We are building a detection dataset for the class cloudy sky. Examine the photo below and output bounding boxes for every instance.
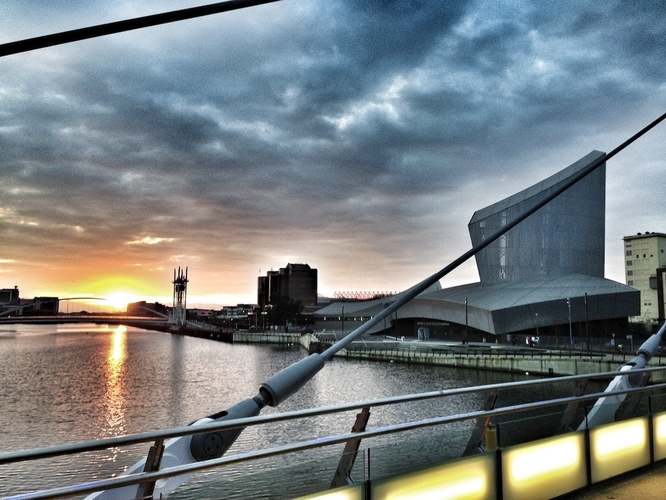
[1,0,665,309]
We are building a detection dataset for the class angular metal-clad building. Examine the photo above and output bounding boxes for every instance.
[314,152,639,339]
[469,151,606,285]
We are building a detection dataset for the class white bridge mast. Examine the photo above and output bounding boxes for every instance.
[171,267,188,326]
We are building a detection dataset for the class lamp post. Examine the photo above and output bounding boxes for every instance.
[464,297,468,345]
[567,298,573,346]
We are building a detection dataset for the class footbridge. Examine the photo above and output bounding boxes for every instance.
[0,314,169,325]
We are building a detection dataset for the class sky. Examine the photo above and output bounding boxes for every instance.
[1,0,666,309]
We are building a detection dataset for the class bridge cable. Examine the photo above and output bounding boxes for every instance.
[0,0,282,58]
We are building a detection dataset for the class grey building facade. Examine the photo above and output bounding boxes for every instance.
[469,151,606,285]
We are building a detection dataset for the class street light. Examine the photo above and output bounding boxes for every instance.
[567,298,573,346]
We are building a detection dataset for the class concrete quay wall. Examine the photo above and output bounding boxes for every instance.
[233,331,302,345]
[232,333,666,382]
[333,343,666,383]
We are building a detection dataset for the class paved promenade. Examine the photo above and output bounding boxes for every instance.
[560,461,666,499]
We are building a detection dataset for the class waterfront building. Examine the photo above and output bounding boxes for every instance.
[0,287,59,316]
[623,232,666,329]
[0,286,20,306]
[314,151,639,342]
[257,263,318,308]
[127,301,169,316]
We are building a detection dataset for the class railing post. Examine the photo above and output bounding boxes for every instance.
[463,391,500,455]
[330,407,371,488]
[556,378,588,434]
[135,438,165,499]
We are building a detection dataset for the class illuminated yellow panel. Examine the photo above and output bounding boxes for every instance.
[502,433,587,500]
[293,484,363,500]
[653,412,666,461]
[372,454,496,500]
[590,417,650,483]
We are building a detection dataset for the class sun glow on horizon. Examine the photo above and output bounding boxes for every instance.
[104,292,142,311]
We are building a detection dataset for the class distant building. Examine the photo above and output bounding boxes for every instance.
[29,297,59,314]
[217,304,254,319]
[258,263,318,308]
[0,288,59,316]
[127,301,169,317]
[623,232,666,328]
[0,286,20,306]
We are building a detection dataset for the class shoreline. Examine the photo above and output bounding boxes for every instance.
[196,330,666,381]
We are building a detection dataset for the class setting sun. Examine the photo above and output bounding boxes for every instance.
[105,293,140,311]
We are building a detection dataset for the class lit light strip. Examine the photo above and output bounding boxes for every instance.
[653,412,666,460]
[384,475,487,500]
[294,485,362,500]
[502,433,587,500]
[590,417,651,483]
[508,438,580,482]
[593,420,646,457]
[655,413,666,440]
[371,455,494,500]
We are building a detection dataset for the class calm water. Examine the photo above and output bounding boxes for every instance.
[0,323,578,499]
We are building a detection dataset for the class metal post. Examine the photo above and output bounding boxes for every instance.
[135,438,165,499]
[567,298,573,346]
[463,391,499,455]
[464,297,468,345]
[585,293,589,352]
[657,268,666,324]
[330,407,371,488]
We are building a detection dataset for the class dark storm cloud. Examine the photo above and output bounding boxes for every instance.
[1,0,666,300]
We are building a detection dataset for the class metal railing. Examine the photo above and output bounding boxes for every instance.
[3,366,666,500]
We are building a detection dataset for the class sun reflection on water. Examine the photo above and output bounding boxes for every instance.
[105,325,127,443]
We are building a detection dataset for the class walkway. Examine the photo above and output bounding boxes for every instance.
[560,460,666,499]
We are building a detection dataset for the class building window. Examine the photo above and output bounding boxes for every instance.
[628,280,634,286]
[627,260,633,266]
[627,271,633,276]
[626,250,633,256]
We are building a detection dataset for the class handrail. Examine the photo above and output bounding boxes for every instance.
[3,366,666,499]
[2,365,663,466]
[2,365,664,466]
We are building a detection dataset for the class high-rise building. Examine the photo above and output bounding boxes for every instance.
[623,232,666,327]
[258,263,317,308]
